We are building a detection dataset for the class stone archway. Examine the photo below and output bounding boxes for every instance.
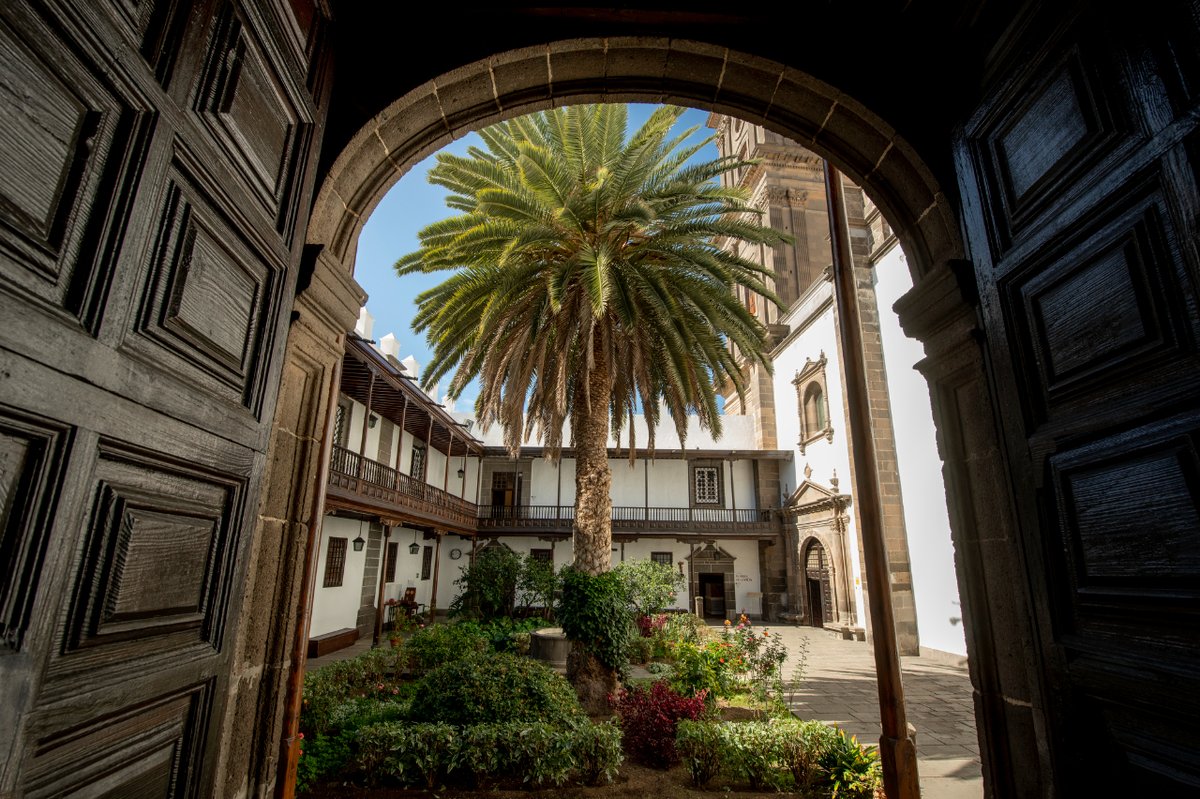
[291,38,990,797]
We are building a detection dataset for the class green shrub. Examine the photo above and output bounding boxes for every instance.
[296,731,353,793]
[409,651,584,726]
[353,722,460,788]
[675,720,726,787]
[301,645,408,736]
[723,721,788,791]
[670,640,736,703]
[662,612,704,646]
[359,720,620,789]
[627,634,654,664]
[478,616,549,653]
[774,717,838,790]
[646,661,673,678]
[450,546,522,620]
[557,567,633,670]
[612,558,684,617]
[569,719,624,785]
[517,553,560,618]
[405,621,488,674]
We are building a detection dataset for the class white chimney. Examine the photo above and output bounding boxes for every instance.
[378,332,399,359]
[355,307,374,340]
[401,355,420,378]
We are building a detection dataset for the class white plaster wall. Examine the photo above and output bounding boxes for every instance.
[721,538,764,617]
[477,411,759,451]
[309,516,369,636]
[771,293,866,623]
[609,460,646,508]
[644,459,690,506]
[528,459,564,506]
[874,247,966,656]
[730,460,757,510]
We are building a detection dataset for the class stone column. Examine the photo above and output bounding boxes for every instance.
[895,260,1054,798]
[214,249,363,799]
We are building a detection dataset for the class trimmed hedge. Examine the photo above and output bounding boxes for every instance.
[408,651,584,726]
[675,718,881,796]
[354,720,622,788]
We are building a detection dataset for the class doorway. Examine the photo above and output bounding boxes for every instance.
[698,573,726,618]
[804,541,833,629]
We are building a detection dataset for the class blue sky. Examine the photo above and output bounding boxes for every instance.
[353,104,719,412]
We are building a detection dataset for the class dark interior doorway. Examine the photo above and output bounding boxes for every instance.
[698,573,726,618]
[805,541,832,629]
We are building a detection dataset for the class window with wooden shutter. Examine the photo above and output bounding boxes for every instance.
[385,541,398,583]
[323,537,347,587]
[420,545,433,580]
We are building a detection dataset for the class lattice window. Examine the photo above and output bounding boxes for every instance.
[693,466,720,504]
[529,548,553,563]
[333,400,350,447]
[385,541,398,584]
[651,551,673,567]
[410,443,426,481]
[323,537,347,587]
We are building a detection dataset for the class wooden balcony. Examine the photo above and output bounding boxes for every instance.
[327,445,477,533]
[476,504,780,537]
[327,446,781,539]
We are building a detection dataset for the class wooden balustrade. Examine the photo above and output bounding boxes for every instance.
[330,446,779,536]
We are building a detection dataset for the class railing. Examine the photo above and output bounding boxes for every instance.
[328,445,477,528]
[477,504,778,534]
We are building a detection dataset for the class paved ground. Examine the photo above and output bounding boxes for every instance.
[763,624,982,799]
[306,623,982,798]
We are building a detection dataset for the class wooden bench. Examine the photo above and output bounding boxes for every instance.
[307,627,358,658]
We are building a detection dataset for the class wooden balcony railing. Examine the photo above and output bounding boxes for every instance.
[328,445,477,529]
[476,504,779,535]
[329,446,779,536]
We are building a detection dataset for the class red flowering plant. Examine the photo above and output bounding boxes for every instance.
[720,618,790,716]
[610,681,708,768]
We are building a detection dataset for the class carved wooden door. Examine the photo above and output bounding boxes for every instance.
[957,7,1200,791]
[0,0,327,794]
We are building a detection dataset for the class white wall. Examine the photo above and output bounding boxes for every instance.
[309,516,369,636]
[771,290,866,623]
[874,247,966,656]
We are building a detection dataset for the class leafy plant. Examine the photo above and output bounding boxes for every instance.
[610,680,707,768]
[774,717,838,792]
[613,559,685,617]
[295,730,352,792]
[405,621,488,674]
[819,728,883,798]
[675,720,726,787]
[723,721,788,791]
[517,554,559,618]
[353,722,460,788]
[670,640,737,703]
[408,651,584,726]
[569,719,624,785]
[449,546,522,620]
[300,645,408,736]
[557,567,633,670]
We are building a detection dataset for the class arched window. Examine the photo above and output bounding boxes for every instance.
[792,352,833,454]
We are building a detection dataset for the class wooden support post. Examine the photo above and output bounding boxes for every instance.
[824,162,920,799]
[393,396,408,473]
[357,372,375,481]
[443,428,453,492]
[429,532,443,617]
[373,523,391,646]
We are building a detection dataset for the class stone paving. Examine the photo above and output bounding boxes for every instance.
[306,622,983,798]
[761,624,982,799]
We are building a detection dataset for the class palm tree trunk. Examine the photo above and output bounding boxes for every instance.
[571,357,612,576]
[567,357,617,711]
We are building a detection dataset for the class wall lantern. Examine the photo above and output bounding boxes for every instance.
[352,521,366,552]
[457,467,466,479]
[367,414,379,429]
[409,531,420,555]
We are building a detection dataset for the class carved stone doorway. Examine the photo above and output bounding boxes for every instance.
[804,540,834,629]
[687,543,736,622]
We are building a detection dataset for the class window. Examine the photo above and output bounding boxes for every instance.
[323,537,347,587]
[529,548,553,563]
[333,399,351,447]
[792,352,834,455]
[651,551,673,567]
[410,443,426,481]
[692,465,721,504]
[420,545,433,580]
[385,541,398,584]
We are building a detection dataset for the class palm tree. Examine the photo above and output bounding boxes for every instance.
[396,104,785,699]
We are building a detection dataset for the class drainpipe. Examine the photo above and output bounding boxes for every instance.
[278,353,342,799]
[825,162,920,799]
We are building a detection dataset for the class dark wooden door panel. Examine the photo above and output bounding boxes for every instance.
[0,0,328,794]
[959,6,1200,790]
